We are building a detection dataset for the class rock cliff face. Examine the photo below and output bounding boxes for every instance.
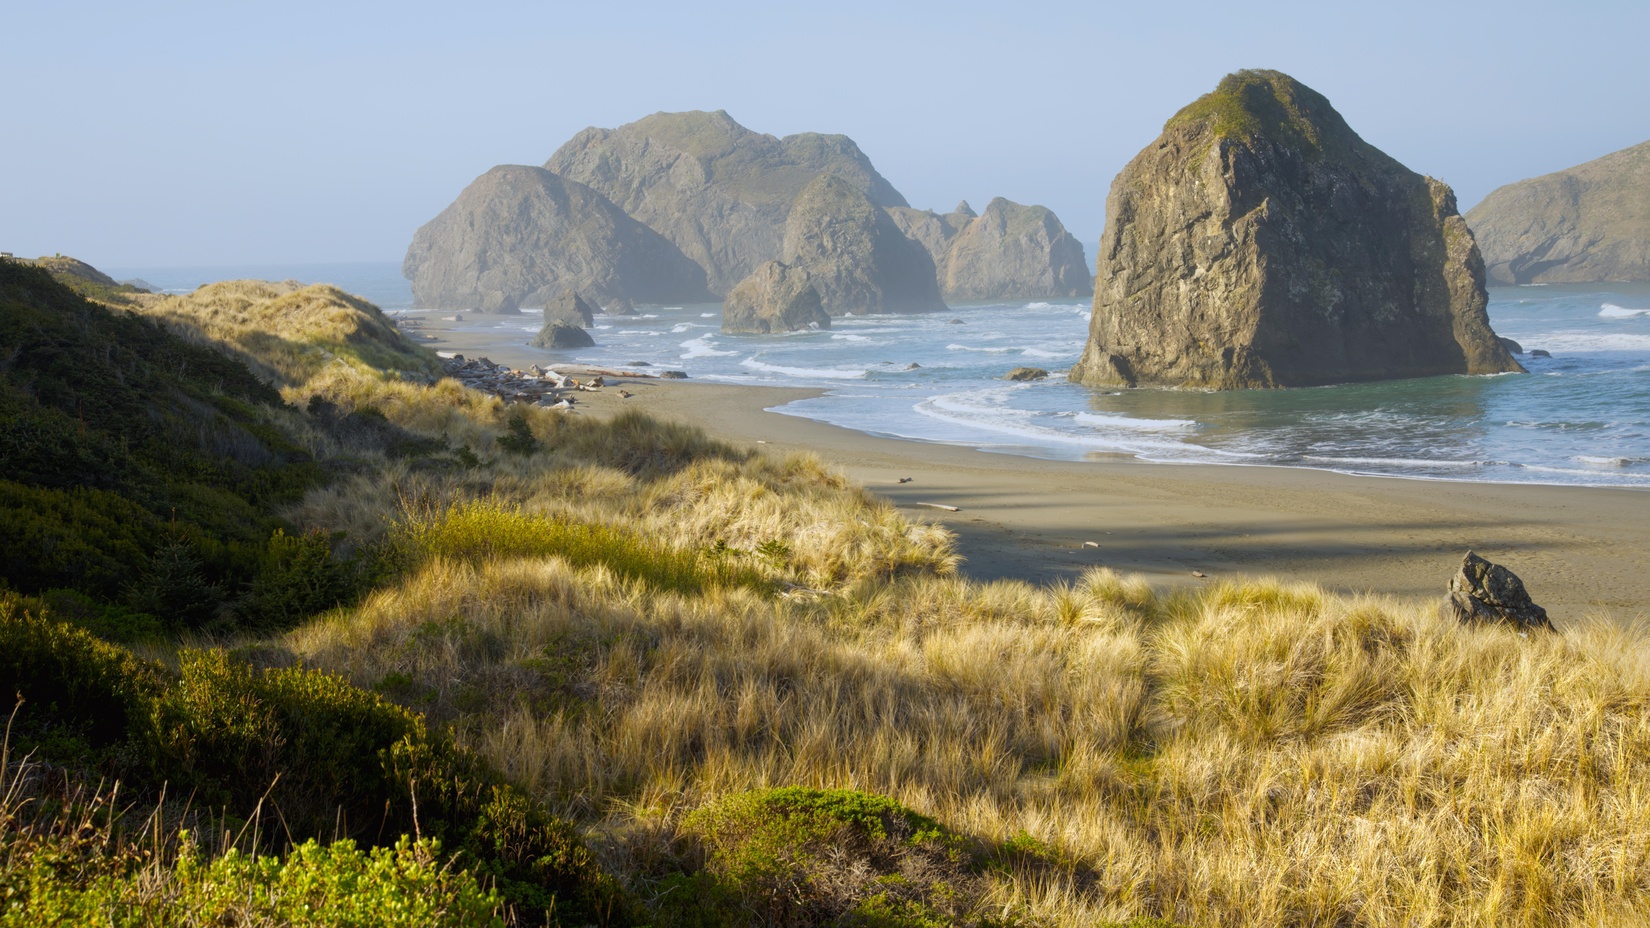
[720,261,830,333]
[778,175,947,316]
[1465,140,1650,284]
[890,199,1092,300]
[545,110,909,295]
[1070,70,1522,390]
[403,165,711,312]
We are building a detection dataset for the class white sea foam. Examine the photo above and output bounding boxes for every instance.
[1074,412,1196,432]
[1600,303,1650,317]
[679,335,738,359]
[831,334,869,341]
[1576,455,1650,466]
[672,323,710,333]
[739,358,866,379]
[946,344,1017,353]
[700,312,717,318]
[913,393,1202,454]
[1021,348,1074,359]
[592,325,614,330]
[618,330,662,335]
[1022,301,1053,310]
[1302,455,1490,468]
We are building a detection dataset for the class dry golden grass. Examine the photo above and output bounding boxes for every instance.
[144,286,1650,925]
[283,366,957,586]
[131,279,442,387]
[272,554,1650,927]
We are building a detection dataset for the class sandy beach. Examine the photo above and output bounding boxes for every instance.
[404,313,1650,626]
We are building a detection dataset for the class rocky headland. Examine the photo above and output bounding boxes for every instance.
[1465,140,1650,284]
[1070,69,1523,390]
[770,174,947,317]
[402,165,711,312]
[890,197,1092,301]
[720,260,830,333]
[545,110,909,295]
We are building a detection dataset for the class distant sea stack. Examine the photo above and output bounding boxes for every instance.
[1465,140,1650,284]
[1071,70,1523,390]
[544,288,596,327]
[773,174,947,316]
[890,197,1092,300]
[720,261,830,333]
[546,110,909,295]
[403,165,711,312]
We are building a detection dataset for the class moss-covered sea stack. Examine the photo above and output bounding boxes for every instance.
[1071,69,1523,389]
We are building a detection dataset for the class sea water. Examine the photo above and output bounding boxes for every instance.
[108,262,1650,489]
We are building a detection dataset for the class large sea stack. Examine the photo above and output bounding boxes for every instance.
[1465,140,1650,285]
[774,174,947,316]
[1070,70,1523,389]
[403,165,711,312]
[720,261,830,333]
[546,110,909,295]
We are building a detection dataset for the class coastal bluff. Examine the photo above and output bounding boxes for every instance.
[402,165,711,312]
[545,110,908,295]
[1465,139,1650,285]
[1071,70,1523,390]
[889,198,1093,300]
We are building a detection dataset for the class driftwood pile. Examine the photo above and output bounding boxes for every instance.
[440,355,667,408]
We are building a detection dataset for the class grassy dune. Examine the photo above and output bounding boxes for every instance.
[277,551,1650,926]
[131,279,444,387]
[8,267,1650,926]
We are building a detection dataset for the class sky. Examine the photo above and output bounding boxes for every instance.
[3,0,1646,269]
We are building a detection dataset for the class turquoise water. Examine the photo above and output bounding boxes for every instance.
[109,262,1650,489]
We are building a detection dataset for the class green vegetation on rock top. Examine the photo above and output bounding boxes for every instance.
[1164,68,1358,160]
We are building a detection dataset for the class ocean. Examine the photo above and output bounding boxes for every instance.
[107,262,1650,489]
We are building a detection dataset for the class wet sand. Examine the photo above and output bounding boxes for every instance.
[403,313,1650,626]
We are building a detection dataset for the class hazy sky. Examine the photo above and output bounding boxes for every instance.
[4,0,1646,268]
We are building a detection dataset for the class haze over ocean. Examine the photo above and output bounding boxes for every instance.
[6,0,1648,267]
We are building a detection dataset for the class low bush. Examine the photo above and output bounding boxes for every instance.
[671,788,985,928]
[0,600,631,925]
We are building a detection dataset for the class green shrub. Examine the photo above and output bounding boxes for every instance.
[8,834,505,927]
[0,604,629,925]
[0,480,156,598]
[236,528,376,631]
[495,413,541,456]
[677,788,980,928]
[35,589,168,644]
[0,596,167,753]
[143,650,631,925]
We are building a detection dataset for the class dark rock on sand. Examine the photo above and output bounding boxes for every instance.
[1070,70,1524,390]
[531,320,596,350]
[403,164,712,312]
[720,260,830,333]
[1440,551,1554,632]
[659,370,689,379]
